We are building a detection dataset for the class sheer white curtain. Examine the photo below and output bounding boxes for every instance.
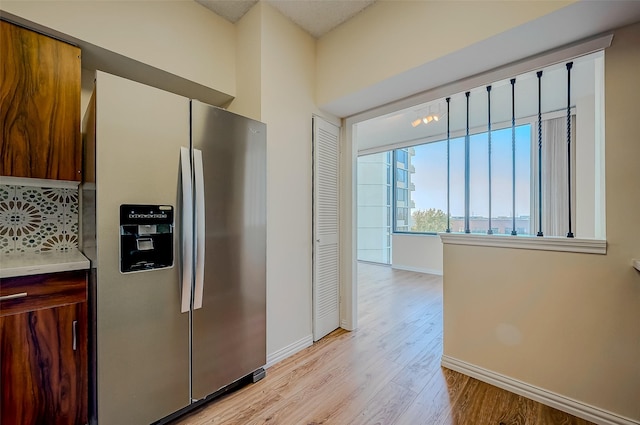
[533,116,576,237]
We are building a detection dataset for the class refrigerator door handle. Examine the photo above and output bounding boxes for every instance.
[193,148,205,310]
[180,147,194,313]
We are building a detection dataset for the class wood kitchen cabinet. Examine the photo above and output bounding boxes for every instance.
[0,20,82,181]
[0,270,88,425]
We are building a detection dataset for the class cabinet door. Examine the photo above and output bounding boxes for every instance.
[0,20,82,181]
[0,302,87,425]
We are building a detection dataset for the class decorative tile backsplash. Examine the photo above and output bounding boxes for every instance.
[0,185,79,254]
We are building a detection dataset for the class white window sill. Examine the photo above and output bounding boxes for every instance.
[439,232,607,255]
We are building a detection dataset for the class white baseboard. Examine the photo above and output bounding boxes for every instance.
[391,264,443,276]
[441,355,639,425]
[266,334,313,369]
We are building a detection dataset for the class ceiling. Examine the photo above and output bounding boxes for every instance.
[195,0,376,38]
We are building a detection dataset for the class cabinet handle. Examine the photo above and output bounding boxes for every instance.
[0,292,27,301]
[72,320,77,351]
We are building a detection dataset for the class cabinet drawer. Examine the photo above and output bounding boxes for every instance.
[0,270,87,317]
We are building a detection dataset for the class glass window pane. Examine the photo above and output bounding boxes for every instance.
[396,168,407,184]
[515,125,531,234]
[396,149,407,166]
[490,125,531,235]
[409,141,448,233]
[469,132,488,232]
[450,136,466,232]
[357,152,392,264]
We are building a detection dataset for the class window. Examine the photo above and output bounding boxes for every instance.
[396,168,407,185]
[396,208,406,221]
[355,49,606,253]
[392,124,531,234]
[396,149,408,166]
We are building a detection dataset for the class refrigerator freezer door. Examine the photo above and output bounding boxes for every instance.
[92,71,191,425]
[190,101,267,399]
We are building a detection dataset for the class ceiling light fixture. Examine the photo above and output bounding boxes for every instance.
[411,104,446,128]
[423,114,440,124]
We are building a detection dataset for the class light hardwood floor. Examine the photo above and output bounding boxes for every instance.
[173,263,594,425]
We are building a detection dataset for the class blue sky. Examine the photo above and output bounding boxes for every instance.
[410,125,531,218]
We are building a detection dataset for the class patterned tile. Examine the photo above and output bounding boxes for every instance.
[0,185,79,253]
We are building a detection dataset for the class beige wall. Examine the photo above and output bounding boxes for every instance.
[316,0,572,108]
[0,0,236,96]
[234,3,339,355]
[259,2,317,354]
[229,4,262,120]
[443,21,640,421]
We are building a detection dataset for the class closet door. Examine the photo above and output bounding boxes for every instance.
[312,117,340,341]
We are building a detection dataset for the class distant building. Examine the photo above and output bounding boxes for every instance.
[394,147,416,232]
[449,216,531,235]
[357,148,415,263]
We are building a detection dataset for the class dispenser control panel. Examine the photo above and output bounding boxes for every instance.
[120,204,174,273]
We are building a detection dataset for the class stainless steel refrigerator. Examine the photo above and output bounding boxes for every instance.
[82,71,266,425]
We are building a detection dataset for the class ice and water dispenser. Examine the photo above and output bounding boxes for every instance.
[120,204,174,273]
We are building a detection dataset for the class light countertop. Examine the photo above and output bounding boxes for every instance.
[0,249,90,279]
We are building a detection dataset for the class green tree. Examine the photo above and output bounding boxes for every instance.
[411,208,448,232]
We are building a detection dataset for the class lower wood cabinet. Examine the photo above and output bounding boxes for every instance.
[0,270,88,425]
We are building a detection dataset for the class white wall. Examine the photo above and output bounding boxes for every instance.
[392,234,443,275]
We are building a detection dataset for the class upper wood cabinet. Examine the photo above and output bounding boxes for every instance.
[0,20,82,181]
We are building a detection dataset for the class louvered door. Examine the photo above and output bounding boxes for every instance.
[312,117,340,341]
